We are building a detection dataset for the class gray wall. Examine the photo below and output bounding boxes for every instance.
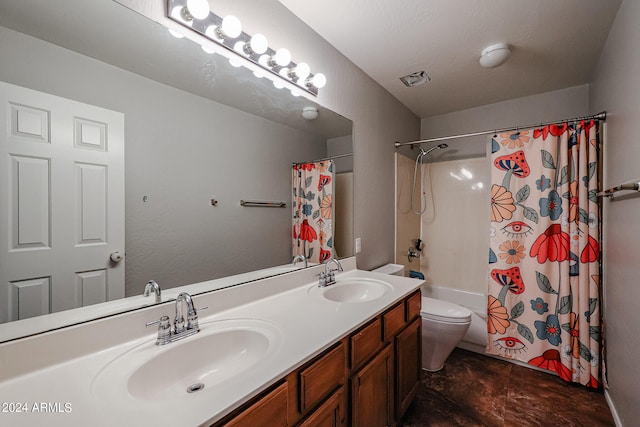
[421,84,590,159]
[245,0,421,270]
[590,0,640,424]
[0,26,327,294]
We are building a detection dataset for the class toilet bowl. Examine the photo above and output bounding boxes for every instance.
[372,264,472,372]
[420,297,471,371]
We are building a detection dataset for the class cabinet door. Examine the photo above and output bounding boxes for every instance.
[299,342,346,414]
[297,388,345,427]
[224,382,288,427]
[351,344,392,427]
[395,317,421,420]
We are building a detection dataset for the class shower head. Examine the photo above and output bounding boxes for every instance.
[418,143,448,157]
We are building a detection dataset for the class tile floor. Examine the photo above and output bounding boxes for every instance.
[399,348,615,427]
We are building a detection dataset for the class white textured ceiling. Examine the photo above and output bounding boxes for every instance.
[278,0,621,118]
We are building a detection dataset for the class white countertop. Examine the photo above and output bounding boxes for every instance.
[0,262,422,427]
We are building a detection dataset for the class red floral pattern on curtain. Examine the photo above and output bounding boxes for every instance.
[487,121,603,388]
[292,161,334,263]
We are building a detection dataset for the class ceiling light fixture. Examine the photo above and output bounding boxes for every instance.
[301,106,319,120]
[479,43,511,68]
[166,0,326,96]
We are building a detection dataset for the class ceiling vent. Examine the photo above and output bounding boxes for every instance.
[399,70,431,87]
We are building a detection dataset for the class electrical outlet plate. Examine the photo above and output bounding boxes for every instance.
[355,237,362,254]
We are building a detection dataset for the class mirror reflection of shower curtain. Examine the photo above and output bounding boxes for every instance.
[292,161,334,263]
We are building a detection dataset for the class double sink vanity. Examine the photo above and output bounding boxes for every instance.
[0,257,423,426]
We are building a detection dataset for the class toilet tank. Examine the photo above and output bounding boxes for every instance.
[372,263,405,276]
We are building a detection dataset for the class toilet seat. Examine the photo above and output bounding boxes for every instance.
[421,297,472,324]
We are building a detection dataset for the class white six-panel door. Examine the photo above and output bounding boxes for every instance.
[0,81,124,323]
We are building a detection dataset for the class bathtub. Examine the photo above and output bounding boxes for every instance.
[421,285,487,353]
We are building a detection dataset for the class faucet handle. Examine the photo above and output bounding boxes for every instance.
[186,306,208,329]
[318,271,327,287]
[174,314,185,334]
[328,270,336,284]
[146,315,171,345]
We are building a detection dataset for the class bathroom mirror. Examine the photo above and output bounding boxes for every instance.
[0,0,353,342]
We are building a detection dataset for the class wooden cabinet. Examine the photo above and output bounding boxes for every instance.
[297,387,345,427]
[217,290,422,427]
[223,382,289,427]
[350,317,382,370]
[383,302,406,341]
[299,342,346,413]
[394,317,421,419]
[351,344,393,427]
[406,291,422,321]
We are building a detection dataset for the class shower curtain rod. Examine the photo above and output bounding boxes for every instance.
[292,152,353,165]
[394,111,607,148]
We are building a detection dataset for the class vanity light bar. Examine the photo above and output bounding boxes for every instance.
[167,0,326,96]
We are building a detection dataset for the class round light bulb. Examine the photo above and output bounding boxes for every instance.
[168,28,184,39]
[253,70,265,79]
[273,80,285,89]
[234,41,245,54]
[312,73,327,89]
[248,34,268,55]
[186,0,210,20]
[205,25,218,39]
[228,58,242,68]
[220,15,242,38]
[201,44,216,54]
[272,48,291,67]
[171,6,193,26]
[294,62,310,80]
[279,68,290,78]
[258,54,270,68]
[290,89,302,97]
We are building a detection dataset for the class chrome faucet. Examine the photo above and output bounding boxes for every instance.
[145,292,206,345]
[292,254,308,268]
[319,258,343,287]
[143,280,162,303]
[174,292,198,334]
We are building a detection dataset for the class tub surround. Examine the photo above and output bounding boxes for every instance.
[0,258,423,426]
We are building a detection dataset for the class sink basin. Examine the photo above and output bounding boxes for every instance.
[92,318,282,402]
[309,278,393,303]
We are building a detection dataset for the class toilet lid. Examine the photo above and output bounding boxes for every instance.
[421,297,472,323]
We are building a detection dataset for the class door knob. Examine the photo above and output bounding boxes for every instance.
[110,251,124,263]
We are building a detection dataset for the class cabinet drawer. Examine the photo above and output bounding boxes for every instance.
[406,290,422,321]
[350,317,382,369]
[299,342,346,414]
[224,382,288,427]
[383,302,406,341]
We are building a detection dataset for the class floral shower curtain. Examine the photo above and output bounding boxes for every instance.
[488,120,602,388]
[292,161,334,263]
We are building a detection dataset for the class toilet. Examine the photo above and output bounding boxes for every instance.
[420,296,471,371]
[372,264,472,372]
